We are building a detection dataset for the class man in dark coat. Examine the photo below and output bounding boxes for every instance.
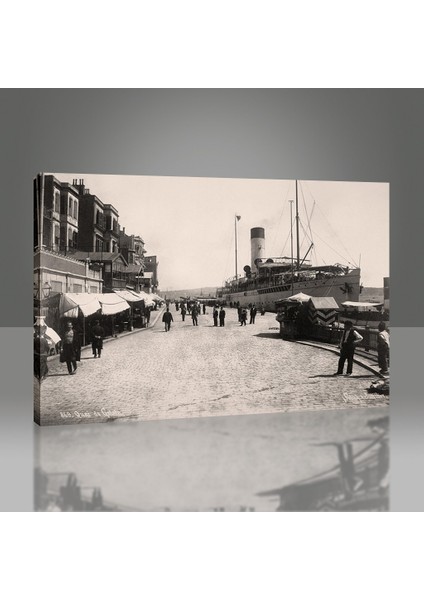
[61,322,81,375]
[219,307,226,327]
[213,307,219,327]
[162,308,174,332]
[334,320,363,376]
[240,308,247,326]
[91,320,105,358]
[249,305,257,324]
[181,305,187,321]
[191,305,199,326]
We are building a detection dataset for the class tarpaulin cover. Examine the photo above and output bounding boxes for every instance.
[150,293,164,302]
[287,292,312,303]
[96,293,130,315]
[134,291,155,307]
[308,297,339,310]
[113,289,144,303]
[59,293,101,317]
[342,301,383,308]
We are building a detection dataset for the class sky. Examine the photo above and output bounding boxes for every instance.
[52,173,389,290]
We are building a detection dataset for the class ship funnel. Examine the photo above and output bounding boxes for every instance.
[251,227,265,272]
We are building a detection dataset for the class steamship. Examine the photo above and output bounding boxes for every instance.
[217,182,361,311]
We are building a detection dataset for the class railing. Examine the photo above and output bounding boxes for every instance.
[310,324,381,352]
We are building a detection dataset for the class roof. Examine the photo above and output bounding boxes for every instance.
[342,301,383,308]
[309,297,339,310]
[70,251,129,266]
[123,264,143,274]
[287,292,311,303]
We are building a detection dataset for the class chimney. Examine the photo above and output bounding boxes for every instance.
[251,227,265,272]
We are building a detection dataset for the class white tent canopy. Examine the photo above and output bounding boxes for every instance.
[150,293,164,302]
[59,293,130,317]
[342,301,383,308]
[114,289,155,307]
[59,293,101,318]
[97,293,130,315]
[287,292,312,303]
[113,289,143,303]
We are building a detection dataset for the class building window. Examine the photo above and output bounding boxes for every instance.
[72,230,78,248]
[54,225,60,248]
[73,200,78,219]
[68,227,73,248]
[89,285,98,294]
[54,191,60,212]
[51,281,62,292]
[73,283,83,293]
[68,197,73,215]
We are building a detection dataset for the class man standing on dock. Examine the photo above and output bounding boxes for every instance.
[334,320,363,376]
[162,308,174,332]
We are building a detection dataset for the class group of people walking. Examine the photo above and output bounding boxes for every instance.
[162,302,260,331]
[237,304,257,326]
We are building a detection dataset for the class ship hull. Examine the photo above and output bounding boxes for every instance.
[219,269,361,311]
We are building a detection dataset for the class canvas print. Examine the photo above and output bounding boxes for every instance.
[33,174,390,426]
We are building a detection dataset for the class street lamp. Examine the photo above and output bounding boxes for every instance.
[34,281,52,328]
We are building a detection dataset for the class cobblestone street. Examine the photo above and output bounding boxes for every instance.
[40,307,389,425]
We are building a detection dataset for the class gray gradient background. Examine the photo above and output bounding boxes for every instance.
[0,89,423,510]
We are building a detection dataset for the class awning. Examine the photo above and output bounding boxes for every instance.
[287,292,312,303]
[342,301,383,308]
[135,291,156,307]
[59,293,101,317]
[113,289,144,303]
[97,293,130,315]
[150,293,164,302]
[309,297,339,310]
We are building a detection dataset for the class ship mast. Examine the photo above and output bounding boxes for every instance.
[234,215,238,281]
[295,179,300,270]
[289,200,294,295]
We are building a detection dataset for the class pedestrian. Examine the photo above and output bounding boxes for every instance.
[91,320,105,358]
[249,305,257,324]
[203,303,206,315]
[60,321,81,375]
[191,305,199,326]
[181,305,187,321]
[34,325,50,381]
[334,320,363,376]
[176,301,179,311]
[240,308,247,326]
[237,306,242,323]
[213,307,219,327]
[219,307,226,327]
[162,308,173,332]
[377,322,390,375]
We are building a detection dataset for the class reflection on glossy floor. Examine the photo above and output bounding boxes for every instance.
[34,407,389,511]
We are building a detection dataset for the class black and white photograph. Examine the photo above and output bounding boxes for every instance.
[34,173,390,426]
